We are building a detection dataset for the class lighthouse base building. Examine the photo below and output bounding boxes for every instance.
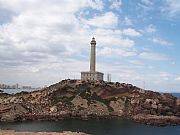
[81,71,103,81]
[81,37,104,81]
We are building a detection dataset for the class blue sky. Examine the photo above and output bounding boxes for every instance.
[0,0,180,92]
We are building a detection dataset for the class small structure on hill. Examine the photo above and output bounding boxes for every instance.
[107,74,111,82]
[81,37,104,81]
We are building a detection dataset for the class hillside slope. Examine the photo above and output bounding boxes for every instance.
[0,79,179,126]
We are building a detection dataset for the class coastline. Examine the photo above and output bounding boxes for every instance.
[1,111,179,126]
[1,119,180,135]
[0,130,90,135]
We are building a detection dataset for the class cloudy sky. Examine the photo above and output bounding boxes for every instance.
[0,0,180,92]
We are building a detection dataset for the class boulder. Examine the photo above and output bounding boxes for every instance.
[145,99,156,104]
[151,104,158,109]
[71,96,88,108]
[177,98,180,106]
[158,104,162,109]
[87,100,109,116]
[0,98,3,104]
[131,99,140,104]
[133,114,180,126]
[10,97,17,103]
[50,106,57,113]
[137,89,145,94]
[110,98,125,116]
[1,113,16,122]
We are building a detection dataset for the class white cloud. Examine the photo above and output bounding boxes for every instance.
[175,77,180,81]
[0,0,104,70]
[141,0,153,6]
[137,2,153,11]
[98,47,137,57]
[145,24,156,33]
[98,36,135,48]
[0,0,104,13]
[172,61,175,65]
[148,65,153,69]
[159,72,172,81]
[0,0,138,87]
[90,28,135,48]
[110,0,122,10]
[129,60,142,65]
[124,17,133,26]
[87,0,104,10]
[151,37,172,46]
[122,28,142,37]
[163,0,180,16]
[82,12,118,29]
[140,52,169,61]
[0,59,89,87]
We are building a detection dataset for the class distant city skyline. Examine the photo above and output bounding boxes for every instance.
[0,0,180,93]
[0,83,39,89]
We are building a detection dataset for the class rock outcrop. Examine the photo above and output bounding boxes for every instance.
[0,79,179,126]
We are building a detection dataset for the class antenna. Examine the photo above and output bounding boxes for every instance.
[143,80,145,90]
[107,74,111,82]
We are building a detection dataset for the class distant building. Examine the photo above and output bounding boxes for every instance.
[81,37,104,81]
[11,83,19,89]
[22,86,32,89]
[0,83,18,89]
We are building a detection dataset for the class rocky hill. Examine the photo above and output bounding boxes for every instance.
[0,79,179,126]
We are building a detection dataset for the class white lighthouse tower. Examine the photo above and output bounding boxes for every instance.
[90,37,96,72]
[81,37,104,81]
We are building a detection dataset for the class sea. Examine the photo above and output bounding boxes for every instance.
[172,93,180,98]
[0,119,180,135]
[0,89,180,135]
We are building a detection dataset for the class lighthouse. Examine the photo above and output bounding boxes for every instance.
[81,37,104,81]
[90,37,96,72]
